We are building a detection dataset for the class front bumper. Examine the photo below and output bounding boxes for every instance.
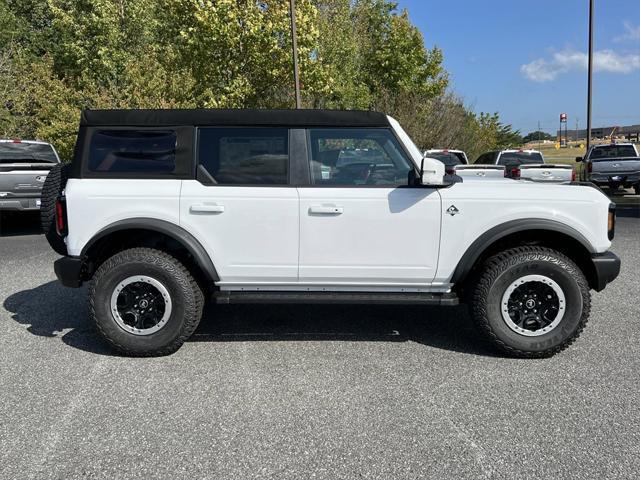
[591,252,621,292]
[54,256,84,288]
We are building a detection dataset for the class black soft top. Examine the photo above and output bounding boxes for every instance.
[80,108,390,128]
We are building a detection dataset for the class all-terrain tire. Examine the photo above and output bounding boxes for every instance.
[89,248,205,356]
[40,163,69,255]
[470,246,590,358]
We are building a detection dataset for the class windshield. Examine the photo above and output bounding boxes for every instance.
[0,142,59,163]
[427,152,465,167]
[589,145,638,161]
[498,152,543,166]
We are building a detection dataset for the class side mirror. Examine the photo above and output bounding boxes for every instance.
[575,156,583,162]
[419,157,446,185]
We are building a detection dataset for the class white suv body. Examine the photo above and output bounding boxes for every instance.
[45,109,620,357]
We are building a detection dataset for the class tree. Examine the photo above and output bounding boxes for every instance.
[0,0,515,162]
[523,131,553,143]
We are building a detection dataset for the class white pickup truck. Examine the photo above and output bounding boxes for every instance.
[42,109,620,358]
[474,149,574,183]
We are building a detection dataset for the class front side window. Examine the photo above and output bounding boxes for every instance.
[88,130,176,173]
[198,128,288,185]
[308,128,412,186]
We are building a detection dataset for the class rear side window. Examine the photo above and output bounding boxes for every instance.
[198,128,288,185]
[88,130,176,173]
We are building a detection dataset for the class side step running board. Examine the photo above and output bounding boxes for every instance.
[214,291,459,306]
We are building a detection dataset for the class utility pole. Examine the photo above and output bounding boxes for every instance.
[586,0,594,150]
[289,0,302,109]
[538,121,541,149]
[575,118,579,143]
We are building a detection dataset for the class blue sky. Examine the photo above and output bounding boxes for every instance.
[396,0,640,135]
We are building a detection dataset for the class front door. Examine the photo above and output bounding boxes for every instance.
[298,128,441,288]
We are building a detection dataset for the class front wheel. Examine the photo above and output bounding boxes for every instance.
[89,248,204,356]
[470,246,590,358]
[634,184,640,196]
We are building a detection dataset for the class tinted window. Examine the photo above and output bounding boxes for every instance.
[474,153,495,165]
[88,130,176,173]
[497,152,543,166]
[427,152,465,167]
[0,142,58,163]
[198,128,288,185]
[309,128,412,186]
[589,145,638,160]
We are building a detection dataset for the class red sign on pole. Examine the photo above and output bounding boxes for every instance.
[560,113,568,122]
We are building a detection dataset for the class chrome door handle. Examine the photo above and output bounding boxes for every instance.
[190,204,225,214]
[308,205,343,215]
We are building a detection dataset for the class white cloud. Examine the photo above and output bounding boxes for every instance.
[614,21,640,42]
[520,49,640,82]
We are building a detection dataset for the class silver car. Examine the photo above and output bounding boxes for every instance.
[0,139,60,211]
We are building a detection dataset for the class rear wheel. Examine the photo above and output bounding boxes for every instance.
[470,246,590,358]
[89,248,204,356]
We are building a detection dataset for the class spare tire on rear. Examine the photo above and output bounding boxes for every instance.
[40,163,69,256]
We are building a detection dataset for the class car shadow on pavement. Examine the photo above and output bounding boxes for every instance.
[190,303,499,357]
[4,281,497,357]
[3,280,115,355]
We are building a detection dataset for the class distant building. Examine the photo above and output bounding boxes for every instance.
[558,124,640,142]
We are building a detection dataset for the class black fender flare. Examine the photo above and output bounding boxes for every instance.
[81,218,219,282]
[450,219,596,283]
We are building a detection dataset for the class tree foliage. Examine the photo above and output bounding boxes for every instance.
[1,0,514,161]
[523,130,553,143]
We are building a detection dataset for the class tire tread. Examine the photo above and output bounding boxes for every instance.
[471,246,591,358]
[89,247,204,357]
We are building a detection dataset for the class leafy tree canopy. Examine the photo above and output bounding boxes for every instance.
[523,130,553,143]
[1,0,510,161]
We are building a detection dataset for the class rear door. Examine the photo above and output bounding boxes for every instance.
[180,127,299,287]
[297,128,441,288]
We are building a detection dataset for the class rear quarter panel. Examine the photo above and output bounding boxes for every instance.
[64,179,182,256]
[435,181,612,283]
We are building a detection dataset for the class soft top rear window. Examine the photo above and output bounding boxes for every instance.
[88,130,176,173]
[590,145,638,160]
[498,152,544,166]
[0,142,58,163]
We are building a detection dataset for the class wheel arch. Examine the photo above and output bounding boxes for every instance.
[80,218,219,284]
[451,219,598,289]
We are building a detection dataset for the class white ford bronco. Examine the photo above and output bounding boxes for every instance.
[42,109,620,357]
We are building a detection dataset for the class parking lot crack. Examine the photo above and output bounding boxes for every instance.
[25,357,108,480]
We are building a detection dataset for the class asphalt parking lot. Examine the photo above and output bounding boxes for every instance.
[0,212,639,480]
